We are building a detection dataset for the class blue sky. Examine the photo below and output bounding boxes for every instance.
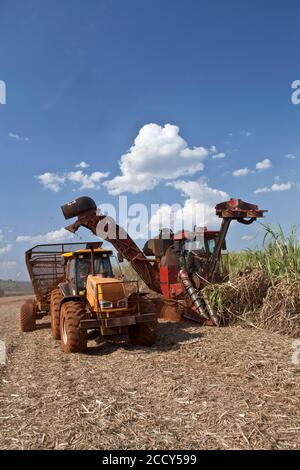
[0,0,300,279]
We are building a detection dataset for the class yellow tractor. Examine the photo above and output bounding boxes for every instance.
[50,245,158,353]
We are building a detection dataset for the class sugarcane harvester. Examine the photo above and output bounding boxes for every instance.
[61,197,266,326]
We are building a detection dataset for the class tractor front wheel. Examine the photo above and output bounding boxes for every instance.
[50,289,63,340]
[60,301,87,353]
[20,302,36,332]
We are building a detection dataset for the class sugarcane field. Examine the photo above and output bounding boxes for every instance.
[1,0,300,461]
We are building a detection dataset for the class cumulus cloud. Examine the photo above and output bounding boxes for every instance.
[104,123,214,195]
[16,228,73,244]
[36,173,66,192]
[67,170,110,190]
[149,179,229,232]
[254,182,292,194]
[37,169,109,192]
[0,244,12,255]
[256,158,272,171]
[167,179,228,204]
[212,152,226,160]
[232,159,272,178]
[232,168,251,177]
[75,161,90,169]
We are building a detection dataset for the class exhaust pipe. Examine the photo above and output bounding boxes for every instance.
[61,196,97,220]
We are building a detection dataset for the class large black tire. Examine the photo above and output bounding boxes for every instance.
[129,299,158,347]
[20,302,36,332]
[50,289,63,340]
[60,301,87,353]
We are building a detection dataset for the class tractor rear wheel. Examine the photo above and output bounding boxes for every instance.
[20,302,36,332]
[60,301,87,353]
[129,299,158,347]
[50,289,63,340]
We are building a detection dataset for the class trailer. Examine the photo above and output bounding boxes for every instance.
[20,242,102,332]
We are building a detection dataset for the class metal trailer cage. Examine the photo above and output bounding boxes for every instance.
[25,242,102,307]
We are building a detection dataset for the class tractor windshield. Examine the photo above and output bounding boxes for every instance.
[94,255,113,277]
[77,255,113,290]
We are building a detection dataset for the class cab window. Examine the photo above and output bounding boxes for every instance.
[94,255,113,277]
[67,259,76,286]
[184,239,206,252]
[77,258,91,290]
[206,238,216,254]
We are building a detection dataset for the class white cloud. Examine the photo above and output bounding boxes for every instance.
[232,168,251,177]
[285,154,296,160]
[104,123,214,195]
[0,244,12,255]
[232,159,271,179]
[254,182,292,194]
[37,170,109,192]
[16,228,73,244]
[149,179,229,232]
[75,161,90,169]
[8,132,21,140]
[256,158,272,171]
[0,230,3,242]
[67,170,109,190]
[167,179,228,204]
[36,172,66,192]
[9,132,20,140]
[8,132,29,141]
[212,152,226,160]
[241,235,254,241]
[240,130,252,137]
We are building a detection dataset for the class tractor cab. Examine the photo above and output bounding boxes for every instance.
[62,248,115,293]
[62,247,114,294]
[60,246,135,315]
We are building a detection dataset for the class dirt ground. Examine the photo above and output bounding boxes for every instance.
[0,296,300,450]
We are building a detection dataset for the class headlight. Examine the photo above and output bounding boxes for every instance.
[117,298,128,308]
[99,300,113,309]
